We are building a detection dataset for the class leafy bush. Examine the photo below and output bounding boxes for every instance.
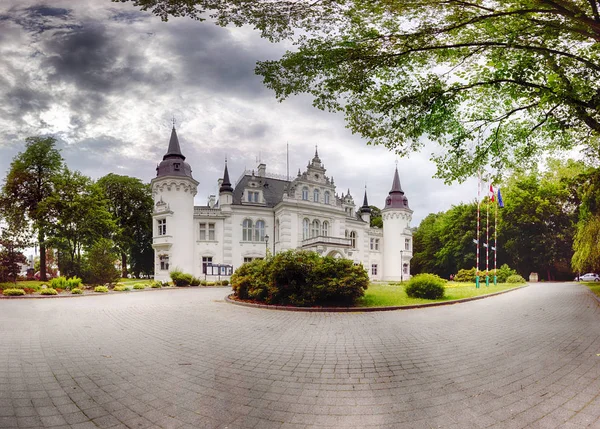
[114,285,129,291]
[71,288,83,294]
[67,276,82,289]
[231,250,369,306]
[206,281,216,286]
[454,268,476,282]
[133,283,146,290]
[86,239,120,285]
[190,277,201,286]
[506,274,527,284]
[493,264,518,283]
[40,288,58,295]
[170,269,193,286]
[3,288,25,296]
[221,279,229,286]
[50,276,68,290]
[405,274,446,299]
[94,286,109,293]
[200,280,207,286]
[150,281,162,288]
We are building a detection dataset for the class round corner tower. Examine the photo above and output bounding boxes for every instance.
[382,166,413,281]
[151,126,198,282]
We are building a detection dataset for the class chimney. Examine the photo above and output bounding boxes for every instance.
[257,163,266,177]
[208,195,216,208]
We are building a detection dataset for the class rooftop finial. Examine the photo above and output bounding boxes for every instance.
[172,115,176,128]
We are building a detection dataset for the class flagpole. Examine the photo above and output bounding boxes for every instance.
[494,190,498,285]
[476,171,481,289]
[486,179,490,287]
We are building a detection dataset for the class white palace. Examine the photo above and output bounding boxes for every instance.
[151,127,413,282]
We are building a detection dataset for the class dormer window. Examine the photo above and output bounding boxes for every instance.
[247,191,260,203]
[174,163,180,171]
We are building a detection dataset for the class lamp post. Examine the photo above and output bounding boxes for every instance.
[265,234,269,257]
[400,250,403,282]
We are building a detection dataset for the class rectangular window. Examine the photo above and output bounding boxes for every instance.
[405,238,410,250]
[375,239,380,251]
[159,255,169,271]
[371,264,378,275]
[243,257,253,263]
[157,219,166,236]
[202,256,213,274]
[247,191,259,203]
[199,223,216,241]
[370,238,374,250]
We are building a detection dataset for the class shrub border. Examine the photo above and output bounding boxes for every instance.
[226,284,530,312]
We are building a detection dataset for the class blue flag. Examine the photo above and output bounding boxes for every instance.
[497,188,504,208]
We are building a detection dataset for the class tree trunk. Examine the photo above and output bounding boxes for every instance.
[121,252,128,279]
[39,231,47,281]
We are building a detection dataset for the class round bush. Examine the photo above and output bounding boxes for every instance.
[190,277,201,286]
[231,250,369,306]
[71,288,83,294]
[114,285,128,291]
[133,283,146,290]
[40,288,58,295]
[454,268,476,282]
[221,279,229,286]
[94,286,109,293]
[170,270,192,286]
[506,274,526,284]
[3,288,25,296]
[405,274,446,299]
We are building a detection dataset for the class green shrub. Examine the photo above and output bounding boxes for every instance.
[200,280,207,286]
[170,269,193,286]
[3,288,25,296]
[231,250,369,306]
[40,288,58,295]
[206,281,216,286]
[221,279,229,286]
[114,285,129,291]
[50,276,68,289]
[493,264,518,283]
[454,268,476,282]
[506,274,526,284]
[71,288,83,294]
[94,286,109,293]
[190,277,201,286]
[67,276,82,289]
[405,274,446,299]
[150,281,162,288]
[133,283,146,290]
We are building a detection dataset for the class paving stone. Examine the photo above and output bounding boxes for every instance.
[1,284,600,428]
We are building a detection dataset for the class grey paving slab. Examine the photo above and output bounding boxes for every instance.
[1,283,600,428]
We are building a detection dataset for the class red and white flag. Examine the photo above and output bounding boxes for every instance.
[489,184,495,202]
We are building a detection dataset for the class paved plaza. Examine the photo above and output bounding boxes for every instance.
[1,282,600,429]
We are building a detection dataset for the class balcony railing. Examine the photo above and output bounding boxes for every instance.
[301,235,352,248]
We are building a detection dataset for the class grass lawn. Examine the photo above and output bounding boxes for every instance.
[357,281,525,307]
[580,281,600,298]
[0,280,47,291]
[118,278,154,285]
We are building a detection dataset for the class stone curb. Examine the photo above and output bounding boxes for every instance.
[225,284,530,312]
[0,285,230,300]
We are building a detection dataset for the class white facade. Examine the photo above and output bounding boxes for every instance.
[151,128,413,282]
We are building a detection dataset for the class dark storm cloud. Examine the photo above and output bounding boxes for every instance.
[0,4,73,34]
[4,87,53,117]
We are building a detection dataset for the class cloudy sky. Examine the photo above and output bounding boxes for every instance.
[0,0,480,226]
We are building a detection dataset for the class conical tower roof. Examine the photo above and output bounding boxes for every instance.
[156,126,194,179]
[219,161,233,193]
[384,166,409,209]
[360,188,371,213]
[163,126,185,161]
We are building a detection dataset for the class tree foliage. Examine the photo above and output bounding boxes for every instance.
[85,238,120,285]
[97,174,154,278]
[120,0,600,181]
[0,137,63,280]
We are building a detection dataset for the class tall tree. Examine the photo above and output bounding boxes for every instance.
[0,137,63,281]
[0,225,30,284]
[43,168,115,277]
[97,174,154,278]
[120,0,600,181]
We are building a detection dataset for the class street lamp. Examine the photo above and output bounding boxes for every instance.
[265,234,269,257]
[400,250,403,282]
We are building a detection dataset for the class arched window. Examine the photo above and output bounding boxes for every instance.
[276,219,280,242]
[243,219,253,241]
[314,189,319,202]
[350,231,356,248]
[302,187,309,200]
[324,191,330,205]
[303,218,310,240]
[311,219,320,237]
[321,221,329,236]
[255,220,265,242]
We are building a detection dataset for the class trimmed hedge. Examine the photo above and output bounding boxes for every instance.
[405,274,446,299]
[40,288,58,295]
[3,288,25,296]
[94,286,109,293]
[231,250,369,306]
[506,274,527,284]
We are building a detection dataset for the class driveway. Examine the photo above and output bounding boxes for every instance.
[0,282,599,428]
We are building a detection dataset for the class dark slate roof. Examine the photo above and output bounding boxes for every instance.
[232,175,290,207]
[156,127,194,179]
[384,167,410,209]
[360,189,371,213]
[219,162,233,193]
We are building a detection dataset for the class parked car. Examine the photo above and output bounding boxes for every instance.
[574,273,600,282]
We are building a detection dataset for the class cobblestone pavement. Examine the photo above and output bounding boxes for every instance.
[1,282,600,429]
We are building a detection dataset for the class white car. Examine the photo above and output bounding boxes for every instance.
[575,273,600,282]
